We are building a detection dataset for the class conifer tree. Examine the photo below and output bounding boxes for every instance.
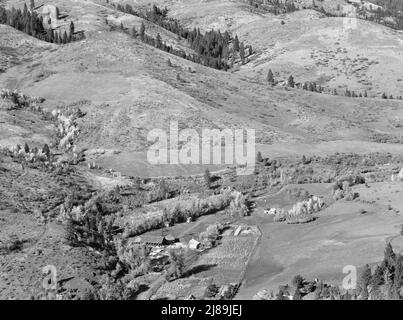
[69,21,74,37]
[267,69,274,85]
[139,22,145,41]
[288,75,295,88]
[360,264,372,287]
[62,30,68,44]
[24,142,30,154]
[239,42,245,64]
[204,169,211,189]
[233,35,240,52]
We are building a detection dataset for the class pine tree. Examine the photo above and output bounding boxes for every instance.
[360,285,369,300]
[222,45,229,62]
[69,21,74,38]
[239,42,245,64]
[267,69,274,85]
[233,35,240,52]
[204,169,211,189]
[24,142,30,154]
[156,33,162,48]
[384,242,396,267]
[360,264,372,287]
[30,0,35,11]
[139,22,145,41]
[42,144,50,159]
[23,3,28,16]
[393,256,403,291]
[287,75,295,88]
[62,30,68,44]
[371,265,385,287]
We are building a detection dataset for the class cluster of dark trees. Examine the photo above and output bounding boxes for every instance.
[333,88,368,98]
[0,2,81,44]
[267,70,323,92]
[365,0,403,29]
[356,243,403,300]
[274,243,403,300]
[247,0,403,30]
[320,85,401,100]
[301,81,323,93]
[247,0,299,15]
[114,4,251,70]
[339,89,402,100]
[315,0,403,30]
[268,70,403,100]
[112,22,213,69]
[381,92,403,100]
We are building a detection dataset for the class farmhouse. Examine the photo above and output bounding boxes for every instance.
[132,235,175,246]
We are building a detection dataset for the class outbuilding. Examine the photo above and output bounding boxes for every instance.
[188,239,201,250]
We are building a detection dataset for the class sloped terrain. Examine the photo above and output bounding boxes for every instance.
[2,0,403,301]
[124,0,403,96]
[0,24,55,79]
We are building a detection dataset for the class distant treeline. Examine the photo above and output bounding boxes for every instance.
[246,0,299,14]
[0,2,83,44]
[114,4,252,70]
[247,0,403,30]
[267,69,403,100]
[316,0,403,30]
[368,0,403,29]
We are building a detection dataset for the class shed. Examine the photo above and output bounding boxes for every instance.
[165,234,176,244]
[133,235,168,246]
[188,239,201,250]
[234,226,243,236]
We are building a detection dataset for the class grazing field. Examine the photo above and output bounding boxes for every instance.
[237,181,403,299]
[2,0,403,301]
[189,229,260,286]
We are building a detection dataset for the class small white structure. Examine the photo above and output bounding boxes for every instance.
[188,239,201,250]
[234,226,243,236]
[264,208,278,215]
[391,168,403,182]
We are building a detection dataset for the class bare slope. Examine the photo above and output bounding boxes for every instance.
[1,23,403,176]
[236,10,403,97]
[120,1,403,96]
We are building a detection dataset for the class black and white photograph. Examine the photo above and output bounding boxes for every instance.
[1,0,403,303]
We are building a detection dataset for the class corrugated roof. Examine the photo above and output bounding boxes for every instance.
[134,235,165,244]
